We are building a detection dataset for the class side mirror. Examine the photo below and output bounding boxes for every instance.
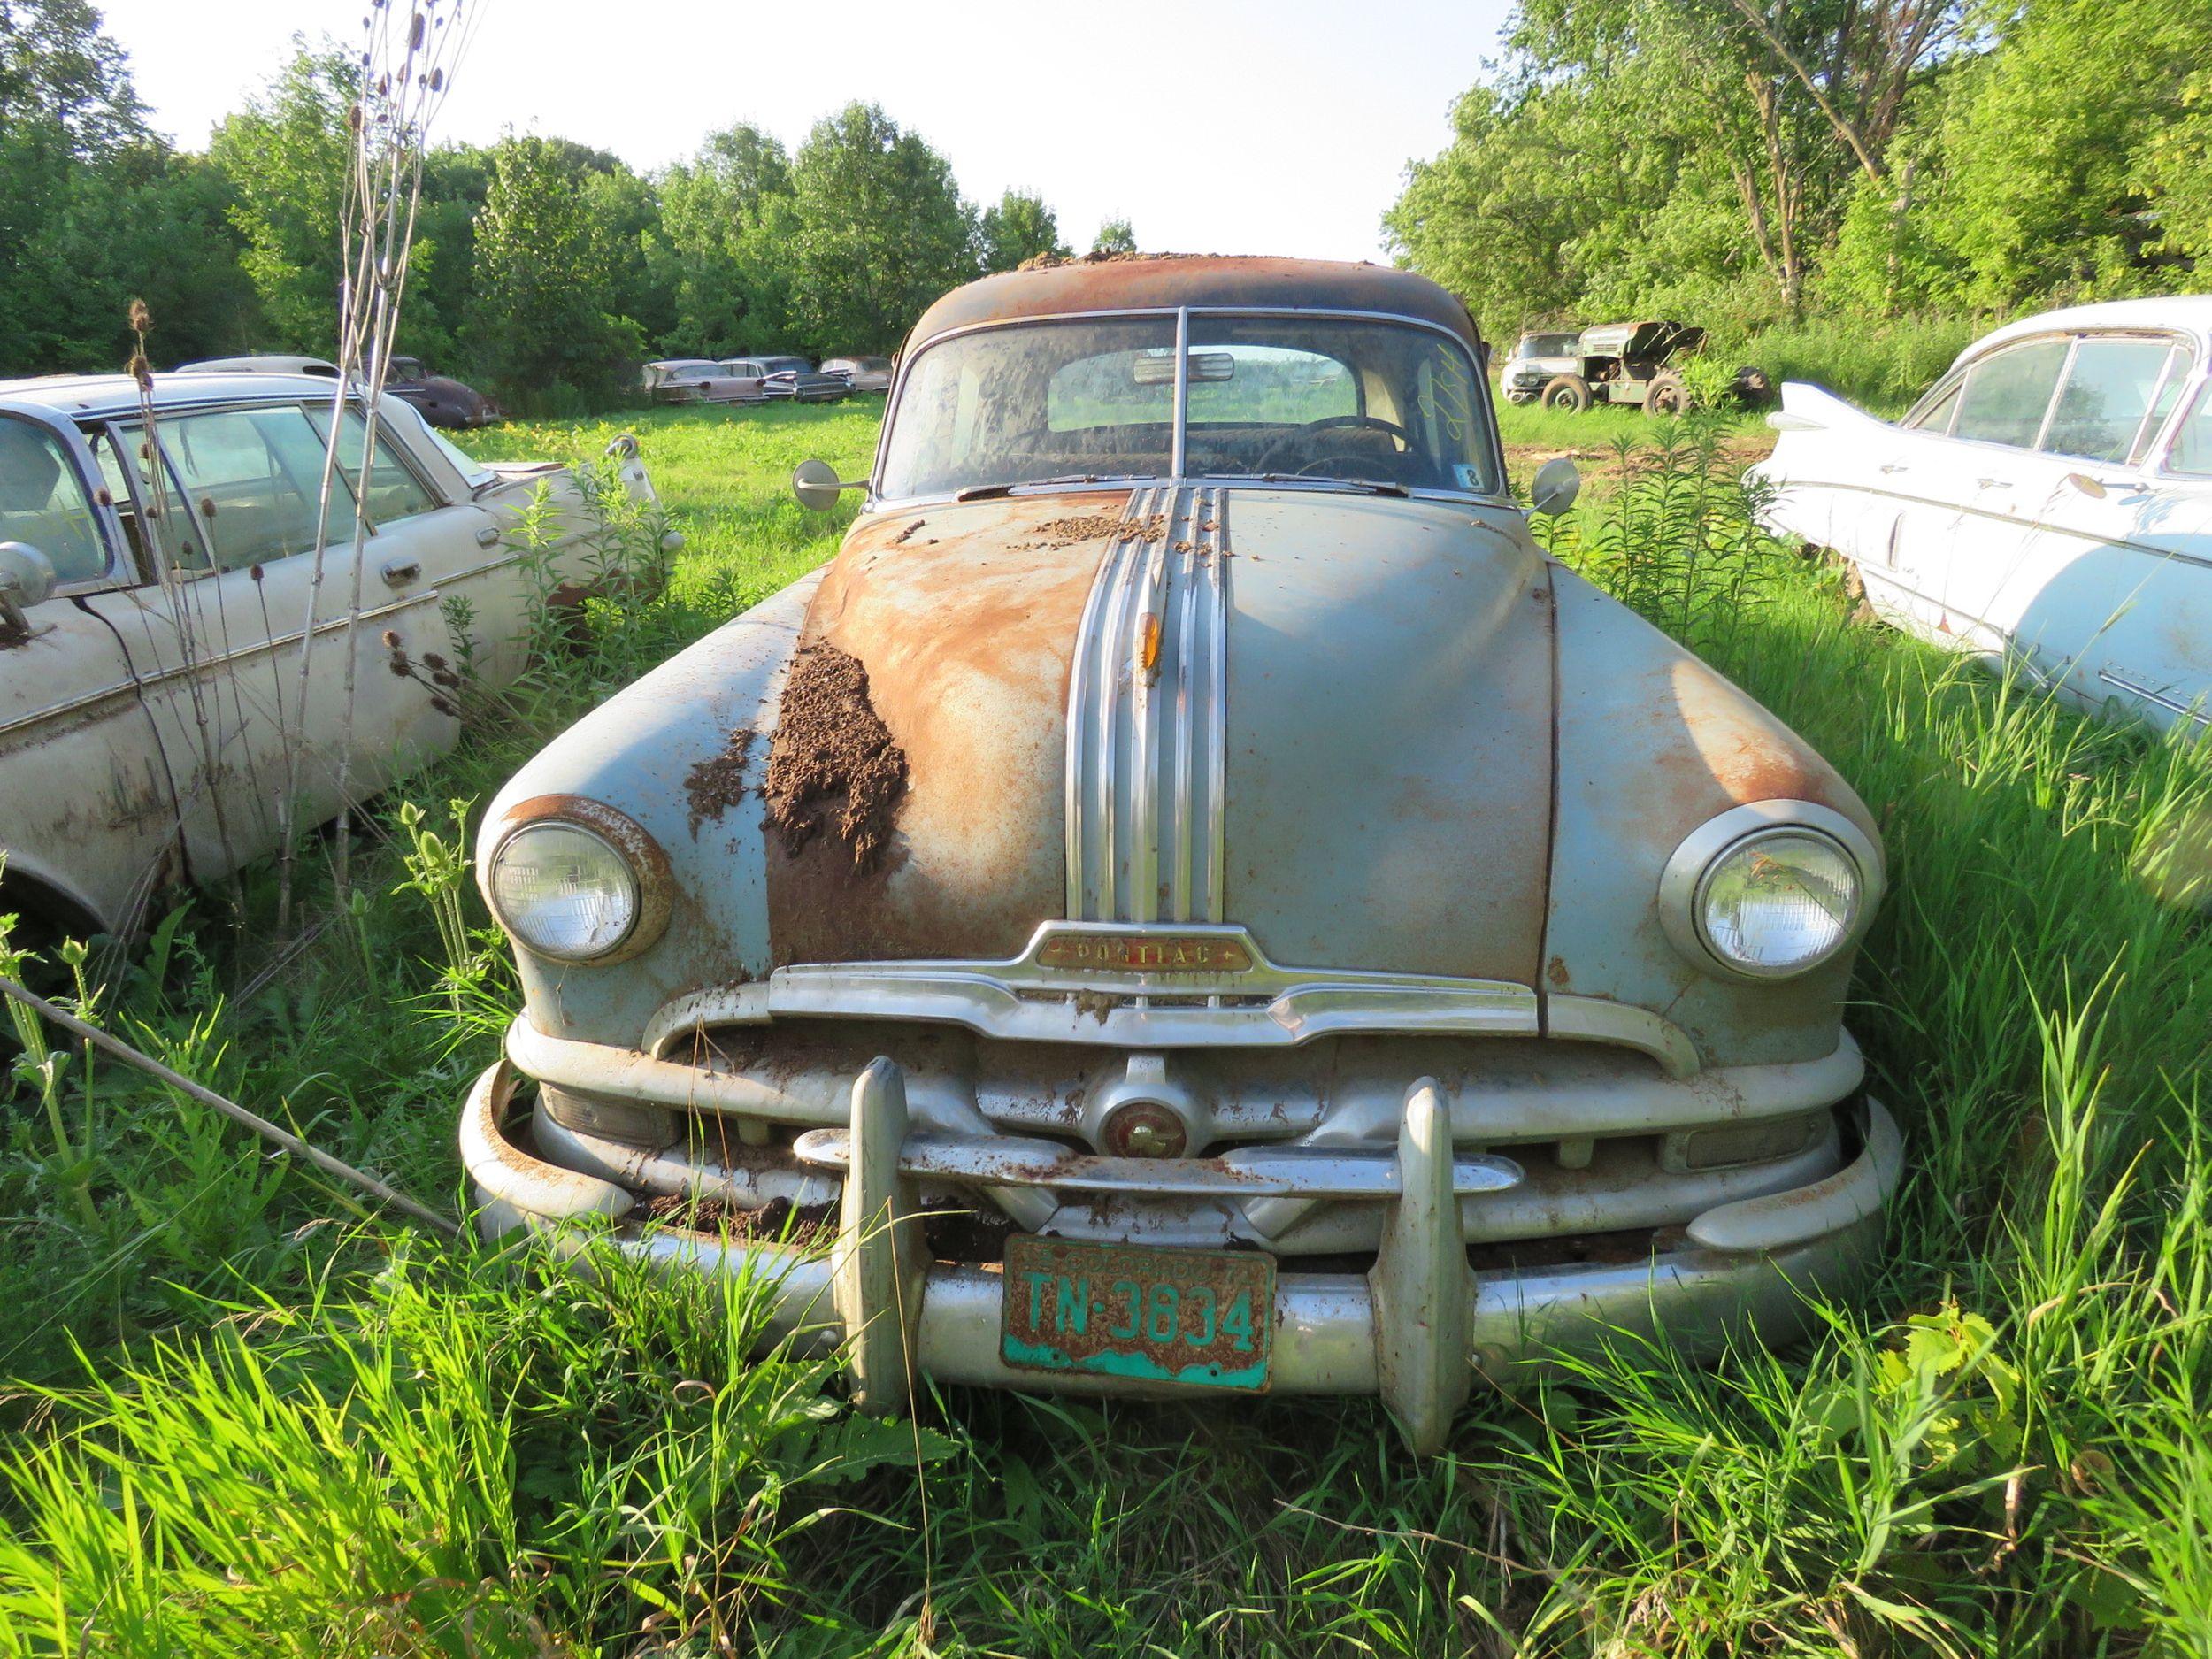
[1528,457,1581,518]
[0,541,58,640]
[792,457,861,512]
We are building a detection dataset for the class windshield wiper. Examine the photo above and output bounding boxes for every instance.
[955,473,1139,501]
[1242,472,1408,497]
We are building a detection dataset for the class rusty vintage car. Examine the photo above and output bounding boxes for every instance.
[459,256,1899,1451]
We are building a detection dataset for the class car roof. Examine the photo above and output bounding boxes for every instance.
[0,371,346,421]
[652,358,720,370]
[1962,296,2212,364]
[177,354,340,375]
[907,255,1482,353]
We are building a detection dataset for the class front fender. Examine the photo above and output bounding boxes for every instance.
[480,570,824,1044]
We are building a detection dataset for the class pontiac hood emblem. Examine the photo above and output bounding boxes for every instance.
[1035,929,1254,973]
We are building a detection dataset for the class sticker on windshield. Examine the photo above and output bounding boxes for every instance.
[1454,463,1483,490]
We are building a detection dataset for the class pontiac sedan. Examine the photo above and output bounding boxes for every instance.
[460,256,1898,1451]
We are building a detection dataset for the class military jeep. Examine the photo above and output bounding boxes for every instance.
[1534,319,1772,416]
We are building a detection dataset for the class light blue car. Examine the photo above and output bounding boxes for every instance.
[459,255,1899,1451]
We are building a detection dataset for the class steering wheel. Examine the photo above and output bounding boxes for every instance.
[1256,413,1413,475]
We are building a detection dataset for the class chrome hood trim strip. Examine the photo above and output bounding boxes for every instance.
[1064,485,1228,923]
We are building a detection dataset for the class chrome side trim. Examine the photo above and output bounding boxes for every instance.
[2098,666,2212,726]
[0,588,441,741]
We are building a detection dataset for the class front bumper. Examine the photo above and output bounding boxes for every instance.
[460,1057,1901,1451]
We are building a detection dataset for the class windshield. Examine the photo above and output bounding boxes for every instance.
[877,313,1498,500]
[761,357,809,373]
[1516,334,1578,357]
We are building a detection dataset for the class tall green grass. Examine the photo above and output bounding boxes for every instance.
[4,406,2212,1653]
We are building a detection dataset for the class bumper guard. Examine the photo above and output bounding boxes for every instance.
[461,1056,1901,1452]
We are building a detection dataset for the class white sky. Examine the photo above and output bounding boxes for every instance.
[93,0,1511,264]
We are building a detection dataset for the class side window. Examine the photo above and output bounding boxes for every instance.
[2170,386,2212,478]
[0,418,110,584]
[96,423,212,575]
[2133,349,2197,466]
[307,407,440,526]
[1904,376,1962,434]
[1952,340,2069,449]
[2040,337,2182,464]
[159,406,355,573]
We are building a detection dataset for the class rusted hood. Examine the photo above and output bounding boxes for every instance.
[767,489,1555,984]
[766,494,1118,964]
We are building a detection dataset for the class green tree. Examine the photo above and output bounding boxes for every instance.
[1932,0,2207,308]
[205,41,353,352]
[651,124,798,354]
[0,0,256,371]
[787,102,976,354]
[1090,216,1136,256]
[978,188,1065,273]
[465,133,641,412]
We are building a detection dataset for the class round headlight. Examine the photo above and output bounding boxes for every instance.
[488,821,639,961]
[1694,828,1863,977]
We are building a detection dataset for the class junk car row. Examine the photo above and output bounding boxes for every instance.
[19,254,2204,1455]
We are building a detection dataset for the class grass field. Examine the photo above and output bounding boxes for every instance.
[4,401,2211,1654]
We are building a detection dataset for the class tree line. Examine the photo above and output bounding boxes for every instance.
[0,3,1140,411]
[1386,0,2212,387]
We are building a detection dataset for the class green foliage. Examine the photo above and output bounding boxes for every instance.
[204,41,357,354]
[1393,0,2212,396]
[465,133,644,414]
[978,187,1066,273]
[1090,214,1136,256]
[786,101,976,356]
[650,123,799,357]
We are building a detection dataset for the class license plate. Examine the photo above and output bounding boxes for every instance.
[1001,1235,1273,1390]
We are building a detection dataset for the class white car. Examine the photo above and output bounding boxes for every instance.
[0,371,654,941]
[1752,298,2212,733]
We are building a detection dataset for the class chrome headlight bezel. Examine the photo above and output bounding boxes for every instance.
[482,800,672,965]
[1659,801,1883,981]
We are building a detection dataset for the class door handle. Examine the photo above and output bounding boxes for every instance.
[1877,463,1908,474]
[474,525,502,548]
[1976,479,2012,490]
[380,557,421,588]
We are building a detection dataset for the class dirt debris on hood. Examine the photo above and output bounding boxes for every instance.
[763,642,910,868]
[683,727,755,839]
[1024,511,1170,550]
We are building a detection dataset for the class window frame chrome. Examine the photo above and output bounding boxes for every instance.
[0,407,134,597]
[1902,327,2204,472]
[868,303,1512,512]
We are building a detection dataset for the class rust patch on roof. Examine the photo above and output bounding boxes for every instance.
[763,643,909,869]
[682,727,754,840]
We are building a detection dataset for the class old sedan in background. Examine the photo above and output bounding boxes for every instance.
[823,355,895,394]
[459,256,1896,1452]
[751,355,852,403]
[1753,297,2212,733]
[0,371,653,941]
[385,357,503,429]
[642,359,754,405]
